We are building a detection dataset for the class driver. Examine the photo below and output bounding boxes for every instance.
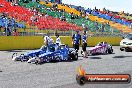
[43,33,54,51]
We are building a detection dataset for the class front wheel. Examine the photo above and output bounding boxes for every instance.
[125,48,130,52]
[108,48,113,54]
[73,54,78,61]
[76,75,86,85]
[120,48,124,51]
[35,60,39,65]
[68,53,78,61]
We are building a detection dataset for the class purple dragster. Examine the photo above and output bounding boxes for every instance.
[81,42,113,56]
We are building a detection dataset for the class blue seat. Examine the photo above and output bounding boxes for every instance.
[92,11,98,16]
[17,23,25,28]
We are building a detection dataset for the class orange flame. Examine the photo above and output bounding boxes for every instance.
[78,65,86,76]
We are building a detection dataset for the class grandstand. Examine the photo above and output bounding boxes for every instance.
[39,0,132,33]
[0,0,132,36]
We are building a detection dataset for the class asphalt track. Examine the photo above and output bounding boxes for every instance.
[0,46,132,88]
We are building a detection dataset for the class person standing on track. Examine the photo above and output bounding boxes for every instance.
[55,34,61,50]
[43,33,54,46]
[82,31,88,58]
[72,31,81,52]
[56,34,61,46]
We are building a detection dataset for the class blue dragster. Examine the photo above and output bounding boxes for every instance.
[12,44,78,64]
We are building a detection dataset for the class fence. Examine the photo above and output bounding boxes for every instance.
[0,22,125,37]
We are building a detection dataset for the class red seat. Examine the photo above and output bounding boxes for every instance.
[0,1,82,31]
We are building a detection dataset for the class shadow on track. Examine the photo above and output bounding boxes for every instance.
[6,50,24,52]
[89,57,102,59]
[113,55,132,58]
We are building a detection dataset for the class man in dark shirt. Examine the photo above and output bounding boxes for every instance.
[82,31,88,58]
[72,31,81,52]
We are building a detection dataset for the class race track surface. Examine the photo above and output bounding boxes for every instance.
[0,46,132,88]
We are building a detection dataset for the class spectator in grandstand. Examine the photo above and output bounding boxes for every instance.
[32,0,36,2]
[85,26,89,32]
[59,9,64,17]
[31,15,37,23]
[38,12,42,17]
[45,0,49,4]
[61,3,65,6]
[82,31,88,58]
[13,28,19,36]
[52,2,58,11]
[41,12,45,17]
[4,27,11,36]
[103,7,107,12]
[22,0,29,3]
[130,23,132,29]
[72,31,81,52]
[94,7,97,11]
[101,23,105,32]
[107,22,113,33]
[7,18,13,33]
[8,18,12,26]
[1,12,6,18]
[11,0,18,6]
[14,21,18,29]
[75,15,79,19]
[0,4,4,7]
[29,7,33,12]
[81,10,86,17]
[30,15,37,30]
[45,13,49,18]
[36,0,40,2]
[82,23,85,29]
[33,8,38,15]
[7,0,12,2]
[71,13,75,19]
[94,20,99,32]
[60,15,66,21]
[85,13,89,20]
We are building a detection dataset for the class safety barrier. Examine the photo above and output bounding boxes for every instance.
[0,36,43,50]
[0,36,122,50]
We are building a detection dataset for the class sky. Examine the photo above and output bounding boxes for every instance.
[62,0,132,14]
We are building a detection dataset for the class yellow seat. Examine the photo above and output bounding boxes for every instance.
[39,1,52,7]
[39,1,45,5]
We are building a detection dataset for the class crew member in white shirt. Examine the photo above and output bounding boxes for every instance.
[56,34,61,45]
[43,33,54,46]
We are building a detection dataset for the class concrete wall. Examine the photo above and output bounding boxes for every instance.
[0,36,122,50]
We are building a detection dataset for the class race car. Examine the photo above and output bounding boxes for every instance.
[28,44,78,64]
[12,45,48,61]
[12,44,78,64]
[120,33,132,52]
[81,42,113,56]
